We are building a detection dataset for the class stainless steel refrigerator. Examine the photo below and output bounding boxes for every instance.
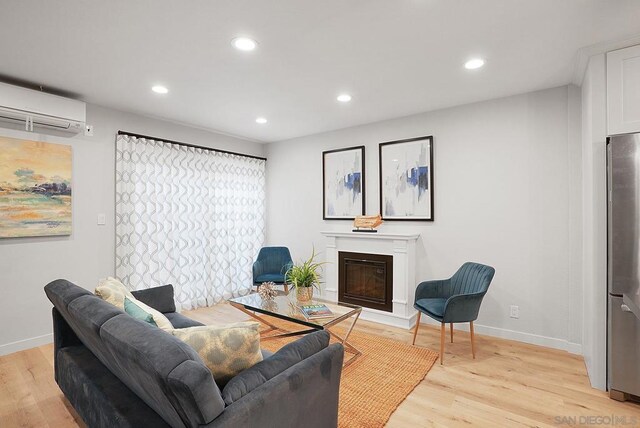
[608,132,640,400]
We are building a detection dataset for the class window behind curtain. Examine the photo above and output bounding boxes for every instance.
[115,133,266,310]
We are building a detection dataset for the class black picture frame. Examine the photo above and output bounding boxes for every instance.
[322,146,366,220]
[379,136,434,221]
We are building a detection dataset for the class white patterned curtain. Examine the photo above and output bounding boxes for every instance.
[115,134,266,310]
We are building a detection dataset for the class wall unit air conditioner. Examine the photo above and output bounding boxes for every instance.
[0,82,86,136]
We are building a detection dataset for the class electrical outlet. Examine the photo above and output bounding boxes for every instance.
[84,124,94,136]
[510,305,519,319]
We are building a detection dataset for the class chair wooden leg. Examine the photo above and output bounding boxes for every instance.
[412,312,421,345]
[440,322,445,365]
[470,321,476,359]
[450,323,454,343]
[283,283,289,293]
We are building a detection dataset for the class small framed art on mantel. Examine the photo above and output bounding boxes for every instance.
[322,146,365,220]
[379,135,434,221]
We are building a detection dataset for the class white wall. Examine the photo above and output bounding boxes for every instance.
[580,54,608,390]
[266,86,583,352]
[568,84,584,351]
[0,104,265,355]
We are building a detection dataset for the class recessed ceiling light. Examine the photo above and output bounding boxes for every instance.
[255,117,267,124]
[337,94,352,103]
[151,85,169,94]
[464,58,485,70]
[232,37,258,51]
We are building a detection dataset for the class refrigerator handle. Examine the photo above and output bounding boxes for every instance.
[622,294,640,321]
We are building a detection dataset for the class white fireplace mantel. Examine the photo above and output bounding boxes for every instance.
[320,231,420,241]
[320,231,420,329]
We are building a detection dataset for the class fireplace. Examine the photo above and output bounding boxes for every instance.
[322,231,419,328]
[338,251,393,312]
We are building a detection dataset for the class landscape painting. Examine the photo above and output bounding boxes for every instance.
[0,136,72,238]
[379,136,433,221]
[323,146,365,219]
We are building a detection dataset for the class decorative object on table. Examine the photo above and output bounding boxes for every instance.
[261,298,278,312]
[258,281,278,300]
[285,248,326,302]
[0,136,72,238]
[352,214,383,233]
[253,246,294,293]
[323,146,365,220]
[287,300,301,317]
[298,303,334,320]
[412,262,495,365]
[379,135,434,221]
[295,286,314,302]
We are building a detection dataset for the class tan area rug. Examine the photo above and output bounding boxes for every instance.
[259,321,439,428]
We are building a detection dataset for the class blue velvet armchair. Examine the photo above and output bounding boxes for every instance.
[252,247,294,292]
[412,262,495,364]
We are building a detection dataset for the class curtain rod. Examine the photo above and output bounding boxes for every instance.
[117,130,267,161]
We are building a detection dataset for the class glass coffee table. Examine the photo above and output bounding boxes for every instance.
[228,292,363,366]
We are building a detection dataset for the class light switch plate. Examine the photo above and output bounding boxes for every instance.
[97,213,106,225]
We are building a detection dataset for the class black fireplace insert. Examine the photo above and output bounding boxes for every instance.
[338,251,393,312]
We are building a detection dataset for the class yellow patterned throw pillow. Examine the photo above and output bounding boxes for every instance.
[95,277,174,332]
[95,277,134,309]
[172,322,263,385]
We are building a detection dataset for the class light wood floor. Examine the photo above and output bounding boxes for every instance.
[2,303,639,427]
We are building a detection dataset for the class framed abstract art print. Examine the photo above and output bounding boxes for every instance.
[379,136,433,221]
[322,146,365,220]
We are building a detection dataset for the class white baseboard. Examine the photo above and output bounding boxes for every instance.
[359,308,417,329]
[0,333,53,356]
[418,317,582,354]
[565,341,583,355]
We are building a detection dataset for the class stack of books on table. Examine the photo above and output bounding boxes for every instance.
[298,303,334,320]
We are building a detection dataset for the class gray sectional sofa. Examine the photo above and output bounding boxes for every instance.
[44,279,344,428]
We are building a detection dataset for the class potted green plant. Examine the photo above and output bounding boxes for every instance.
[285,248,325,302]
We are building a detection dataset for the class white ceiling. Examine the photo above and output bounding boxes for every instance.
[1,1,639,143]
